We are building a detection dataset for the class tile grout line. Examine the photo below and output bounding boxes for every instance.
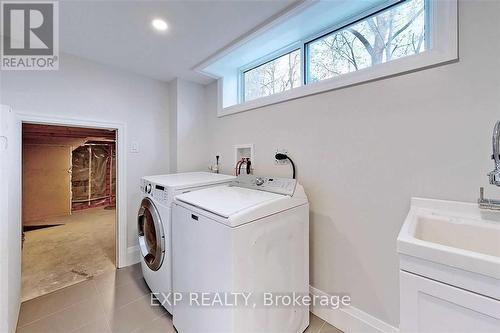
[317,320,326,333]
[91,279,113,333]
[18,265,143,332]
[19,263,122,328]
[116,293,153,314]
[129,304,171,333]
[93,269,150,332]
[130,315,170,333]
[104,293,161,333]
[17,279,97,328]
[102,294,113,333]
[98,279,151,312]
[65,279,110,333]
[20,274,91,303]
[96,268,144,292]
[92,274,114,333]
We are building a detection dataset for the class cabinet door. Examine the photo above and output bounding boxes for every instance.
[400,271,500,333]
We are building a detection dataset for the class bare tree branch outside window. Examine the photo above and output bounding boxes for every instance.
[308,0,425,83]
[244,49,301,102]
[243,0,425,101]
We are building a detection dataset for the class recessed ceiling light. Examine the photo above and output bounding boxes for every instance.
[151,19,168,32]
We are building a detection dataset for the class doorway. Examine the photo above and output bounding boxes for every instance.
[21,123,117,301]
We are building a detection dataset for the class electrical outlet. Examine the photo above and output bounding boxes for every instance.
[274,148,289,165]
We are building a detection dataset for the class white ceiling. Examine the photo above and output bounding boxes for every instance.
[59,0,295,84]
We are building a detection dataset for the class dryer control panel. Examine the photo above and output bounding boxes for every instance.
[140,179,168,204]
[231,175,296,196]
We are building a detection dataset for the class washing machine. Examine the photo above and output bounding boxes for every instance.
[137,172,235,313]
[172,175,310,333]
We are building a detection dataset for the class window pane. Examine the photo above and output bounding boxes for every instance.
[307,0,425,83]
[244,49,301,102]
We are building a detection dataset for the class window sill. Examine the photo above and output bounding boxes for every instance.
[218,48,458,118]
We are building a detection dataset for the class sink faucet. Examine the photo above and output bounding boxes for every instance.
[479,120,500,210]
[478,187,500,210]
[488,120,500,185]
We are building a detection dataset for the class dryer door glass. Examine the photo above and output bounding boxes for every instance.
[137,198,164,271]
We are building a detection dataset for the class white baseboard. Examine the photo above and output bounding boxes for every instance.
[121,251,398,333]
[309,286,399,333]
[125,245,140,266]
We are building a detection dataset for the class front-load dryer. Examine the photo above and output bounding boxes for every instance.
[137,172,235,313]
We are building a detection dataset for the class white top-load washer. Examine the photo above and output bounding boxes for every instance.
[172,175,309,333]
[137,172,235,313]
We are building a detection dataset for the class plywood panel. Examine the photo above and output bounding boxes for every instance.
[22,144,72,225]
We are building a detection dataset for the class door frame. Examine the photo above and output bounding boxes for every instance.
[17,112,128,268]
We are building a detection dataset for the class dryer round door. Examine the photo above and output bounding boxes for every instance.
[137,198,165,271]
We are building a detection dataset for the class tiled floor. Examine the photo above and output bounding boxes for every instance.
[22,207,116,301]
[17,263,342,333]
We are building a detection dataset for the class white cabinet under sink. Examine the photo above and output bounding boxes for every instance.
[400,271,500,333]
[397,198,500,332]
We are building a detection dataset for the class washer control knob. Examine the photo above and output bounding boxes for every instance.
[255,177,265,186]
[146,184,152,194]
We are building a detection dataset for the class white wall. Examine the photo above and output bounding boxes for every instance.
[0,108,7,333]
[0,53,171,256]
[202,0,500,327]
[169,80,178,172]
[7,112,21,333]
[169,78,212,172]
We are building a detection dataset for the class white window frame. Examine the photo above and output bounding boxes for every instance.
[302,0,432,85]
[239,42,303,103]
[217,0,457,117]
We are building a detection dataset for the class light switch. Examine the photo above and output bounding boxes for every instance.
[0,137,7,151]
[130,141,139,153]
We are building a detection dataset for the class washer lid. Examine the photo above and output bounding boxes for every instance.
[143,172,235,189]
[175,186,285,219]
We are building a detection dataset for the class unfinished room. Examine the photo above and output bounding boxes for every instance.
[21,124,117,301]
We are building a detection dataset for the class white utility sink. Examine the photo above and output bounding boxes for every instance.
[398,198,500,279]
[415,214,500,257]
[398,198,500,332]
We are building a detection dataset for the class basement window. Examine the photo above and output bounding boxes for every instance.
[243,48,301,102]
[306,0,426,83]
[198,0,457,116]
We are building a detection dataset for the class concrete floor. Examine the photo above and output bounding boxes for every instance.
[17,264,342,333]
[22,207,116,301]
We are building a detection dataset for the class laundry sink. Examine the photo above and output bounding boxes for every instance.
[398,198,500,332]
[398,198,500,279]
[414,214,500,257]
